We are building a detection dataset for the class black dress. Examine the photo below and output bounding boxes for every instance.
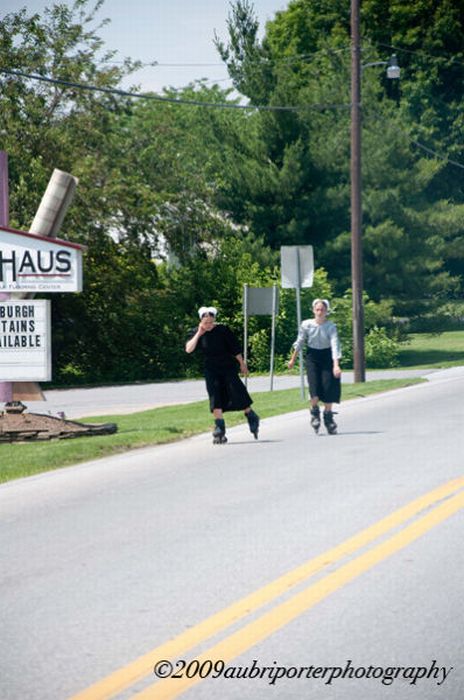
[306,347,341,403]
[189,324,253,412]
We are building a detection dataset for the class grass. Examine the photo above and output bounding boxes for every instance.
[0,377,424,484]
[397,330,464,369]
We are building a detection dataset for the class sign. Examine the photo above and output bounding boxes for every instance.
[0,225,83,293]
[243,287,280,316]
[280,245,314,288]
[0,300,51,381]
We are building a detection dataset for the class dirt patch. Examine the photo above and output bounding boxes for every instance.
[0,403,117,442]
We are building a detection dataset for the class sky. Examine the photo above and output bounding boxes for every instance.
[2,0,288,93]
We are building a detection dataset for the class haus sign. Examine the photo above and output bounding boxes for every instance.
[0,225,83,293]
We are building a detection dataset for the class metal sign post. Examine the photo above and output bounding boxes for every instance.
[243,283,249,387]
[295,249,305,400]
[243,284,280,390]
[280,245,314,401]
[269,284,278,391]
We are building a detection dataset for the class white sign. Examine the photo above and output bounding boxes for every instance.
[0,300,51,381]
[0,225,83,293]
[280,245,314,288]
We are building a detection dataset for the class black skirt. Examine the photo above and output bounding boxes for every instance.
[306,347,341,403]
[204,367,253,412]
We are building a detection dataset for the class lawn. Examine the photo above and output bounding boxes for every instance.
[0,377,423,484]
[397,330,464,368]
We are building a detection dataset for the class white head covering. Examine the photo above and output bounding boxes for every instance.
[198,306,218,319]
[312,298,330,313]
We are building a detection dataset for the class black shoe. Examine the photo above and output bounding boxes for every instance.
[246,409,260,439]
[310,406,321,433]
[323,410,337,435]
[213,419,227,444]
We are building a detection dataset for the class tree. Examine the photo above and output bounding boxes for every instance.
[0,1,174,382]
[213,0,464,312]
[0,1,286,382]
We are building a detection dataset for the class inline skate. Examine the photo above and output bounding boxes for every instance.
[212,418,227,444]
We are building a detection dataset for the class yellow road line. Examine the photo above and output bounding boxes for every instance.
[137,486,464,699]
[69,477,464,700]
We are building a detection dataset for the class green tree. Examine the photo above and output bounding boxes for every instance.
[215,0,464,313]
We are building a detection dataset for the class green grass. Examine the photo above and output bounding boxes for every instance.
[397,330,464,369]
[0,378,423,484]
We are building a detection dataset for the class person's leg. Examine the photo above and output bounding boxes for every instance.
[245,406,260,438]
[205,371,227,443]
[308,370,322,432]
[320,352,340,434]
[213,410,227,443]
[309,400,321,433]
[323,404,337,434]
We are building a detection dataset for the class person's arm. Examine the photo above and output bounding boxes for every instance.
[287,348,299,369]
[288,323,306,369]
[235,353,249,376]
[185,324,205,353]
[332,357,342,378]
[330,324,342,378]
[223,326,248,374]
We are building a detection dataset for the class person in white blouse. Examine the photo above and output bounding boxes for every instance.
[288,299,342,434]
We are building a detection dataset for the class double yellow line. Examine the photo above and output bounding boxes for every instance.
[70,476,464,700]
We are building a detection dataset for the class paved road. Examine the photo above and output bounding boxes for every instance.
[24,368,436,419]
[1,368,463,699]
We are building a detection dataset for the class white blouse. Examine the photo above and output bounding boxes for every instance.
[293,319,341,359]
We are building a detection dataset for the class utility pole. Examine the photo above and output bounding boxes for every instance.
[350,0,366,382]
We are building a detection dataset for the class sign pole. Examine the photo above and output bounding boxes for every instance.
[295,249,305,400]
[269,284,277,391]
[243,283,248,388]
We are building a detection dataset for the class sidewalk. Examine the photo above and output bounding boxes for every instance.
[18,368,437,420]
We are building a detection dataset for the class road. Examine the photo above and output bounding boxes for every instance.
[28,368,434,419]
[1,368,463,699]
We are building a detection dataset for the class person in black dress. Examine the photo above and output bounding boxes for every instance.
[185,306,260,443]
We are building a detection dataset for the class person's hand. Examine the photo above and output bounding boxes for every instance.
[239,360,249,376]
[333,366,342,379]
[288,357,295,370]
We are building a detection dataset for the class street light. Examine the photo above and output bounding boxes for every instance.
[387,55,400,80]
[361,54,400,78]
[350,0,399,382]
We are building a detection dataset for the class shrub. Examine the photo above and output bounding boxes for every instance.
[365,326,400,368]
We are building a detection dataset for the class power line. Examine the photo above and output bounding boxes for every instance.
[0,67,350,113]
[411,140,464,170]
[377,42,464,69]
[5,65,462,168]
[365,107,464,171]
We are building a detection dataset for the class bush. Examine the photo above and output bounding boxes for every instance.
[365,326,400,368]
[407,301,464,333]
